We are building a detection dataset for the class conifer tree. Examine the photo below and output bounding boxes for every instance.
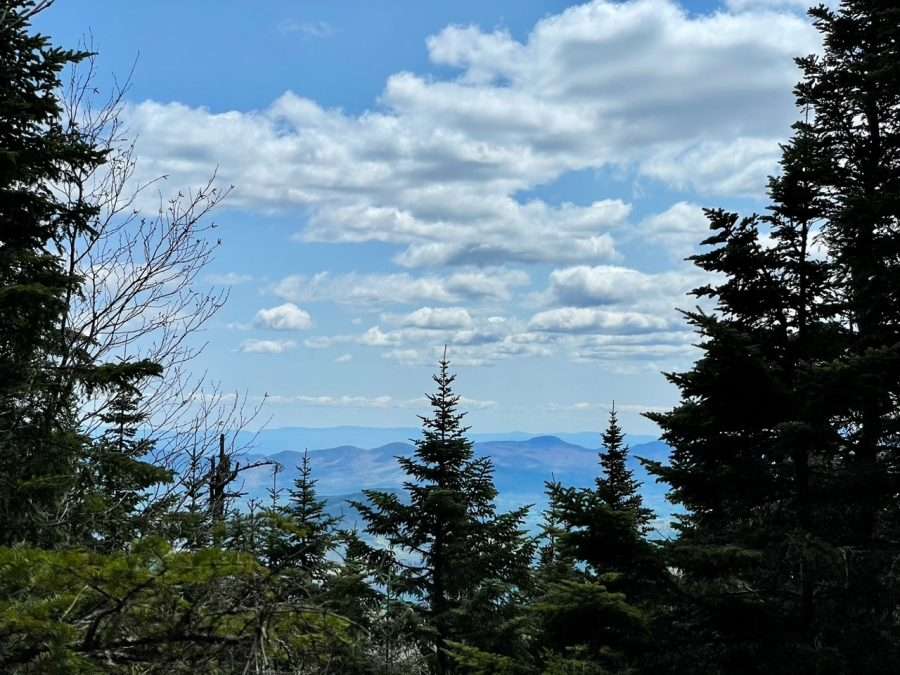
[0,0,168,547]
[354,352,533,674]
[645,1,900,671]
[531,406,661,672]
[597,404,653,533]
[74,384,175,551]
[0,0,101,546]
[278,450,341,574]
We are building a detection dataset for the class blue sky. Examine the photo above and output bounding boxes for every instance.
[37,0,820,435]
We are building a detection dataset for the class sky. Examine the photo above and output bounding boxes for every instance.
[36,0,822,435]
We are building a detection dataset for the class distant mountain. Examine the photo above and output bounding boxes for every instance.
[231,434,676,537]
[232,426,660,455]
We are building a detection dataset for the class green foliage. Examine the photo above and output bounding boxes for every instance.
[265,450,341,576]
[3,0,900,672]
[74,386,176,552]
[645,1,900,672]
[354,355,534,674]
[0,0,171,549]
[0,0,104,546]
[525,408,664,674]
[0,539,264,672]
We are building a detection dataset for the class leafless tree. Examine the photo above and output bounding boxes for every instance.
[52,48,266,523]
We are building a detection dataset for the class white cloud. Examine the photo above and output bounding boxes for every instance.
[240,338,297,354]
[335,353,353,363]
[275,272,454,305]
[544,264,699,309]
[255,303,313,331]
[380,335,553,368]
[207,272,253,285]
[529,307,673,334]
[123,0,818,268]
[359,326,402,347]
[640,139,781,196]
[394,307,474,330]
[635,202,711,258]
[273,269,529,306]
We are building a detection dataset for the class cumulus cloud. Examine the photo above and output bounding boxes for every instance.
[529,307,673,334]
[394,307,474,330]
[240,338,297,354]
[349,318,552,367]
[255,303,313,330]
[122,0,818,269]
[544,264,699,309]
[335,353,353,363]
[120,0,825,381]
[640,139,782,197]
[273,269,529,306]
[635,202,711,257]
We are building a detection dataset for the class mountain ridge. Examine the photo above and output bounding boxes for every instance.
[232,434,674,535]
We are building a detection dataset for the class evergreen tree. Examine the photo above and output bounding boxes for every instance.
[597,404,653,533]
[530,406,661,673]
[74,384,175,552]
[353,353,533,674]
[0,0,104,546]
[271,450,341,575]
[645,1,900,671]
[0,0,169,547]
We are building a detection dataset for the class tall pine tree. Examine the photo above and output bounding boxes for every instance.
[265,450,340,576]
[0,0,166,548]
[646,1,900,671]
[354,352,533,674]
[533,405,661,673]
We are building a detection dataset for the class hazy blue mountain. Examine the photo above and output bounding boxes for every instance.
[232,434,675,537]
[233,426,659,455]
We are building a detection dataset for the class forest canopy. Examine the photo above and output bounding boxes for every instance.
[1,0,899,673]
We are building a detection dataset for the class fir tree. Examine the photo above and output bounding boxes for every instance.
[262,450,341,598]
[531,406,661,672]
[597,404,653,533]
[645,1,900,671]
[0,0,103,546]
[282,450,341,573]
[74,384,175,552]
[0,0,168,547]
[354,352,533,674]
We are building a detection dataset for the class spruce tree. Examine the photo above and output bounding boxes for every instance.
[0,0,101,546]
[532,406,661,672]
[645,1,900,671]
[74,385,175,551]
[0,0,168,547]
[597,404,653,533]
[353,353,532,674]
[265,450,340,579]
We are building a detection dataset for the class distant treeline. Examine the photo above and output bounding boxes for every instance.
[2,0,900,673]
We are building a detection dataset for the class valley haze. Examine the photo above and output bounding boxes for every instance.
[233,426,674,535]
